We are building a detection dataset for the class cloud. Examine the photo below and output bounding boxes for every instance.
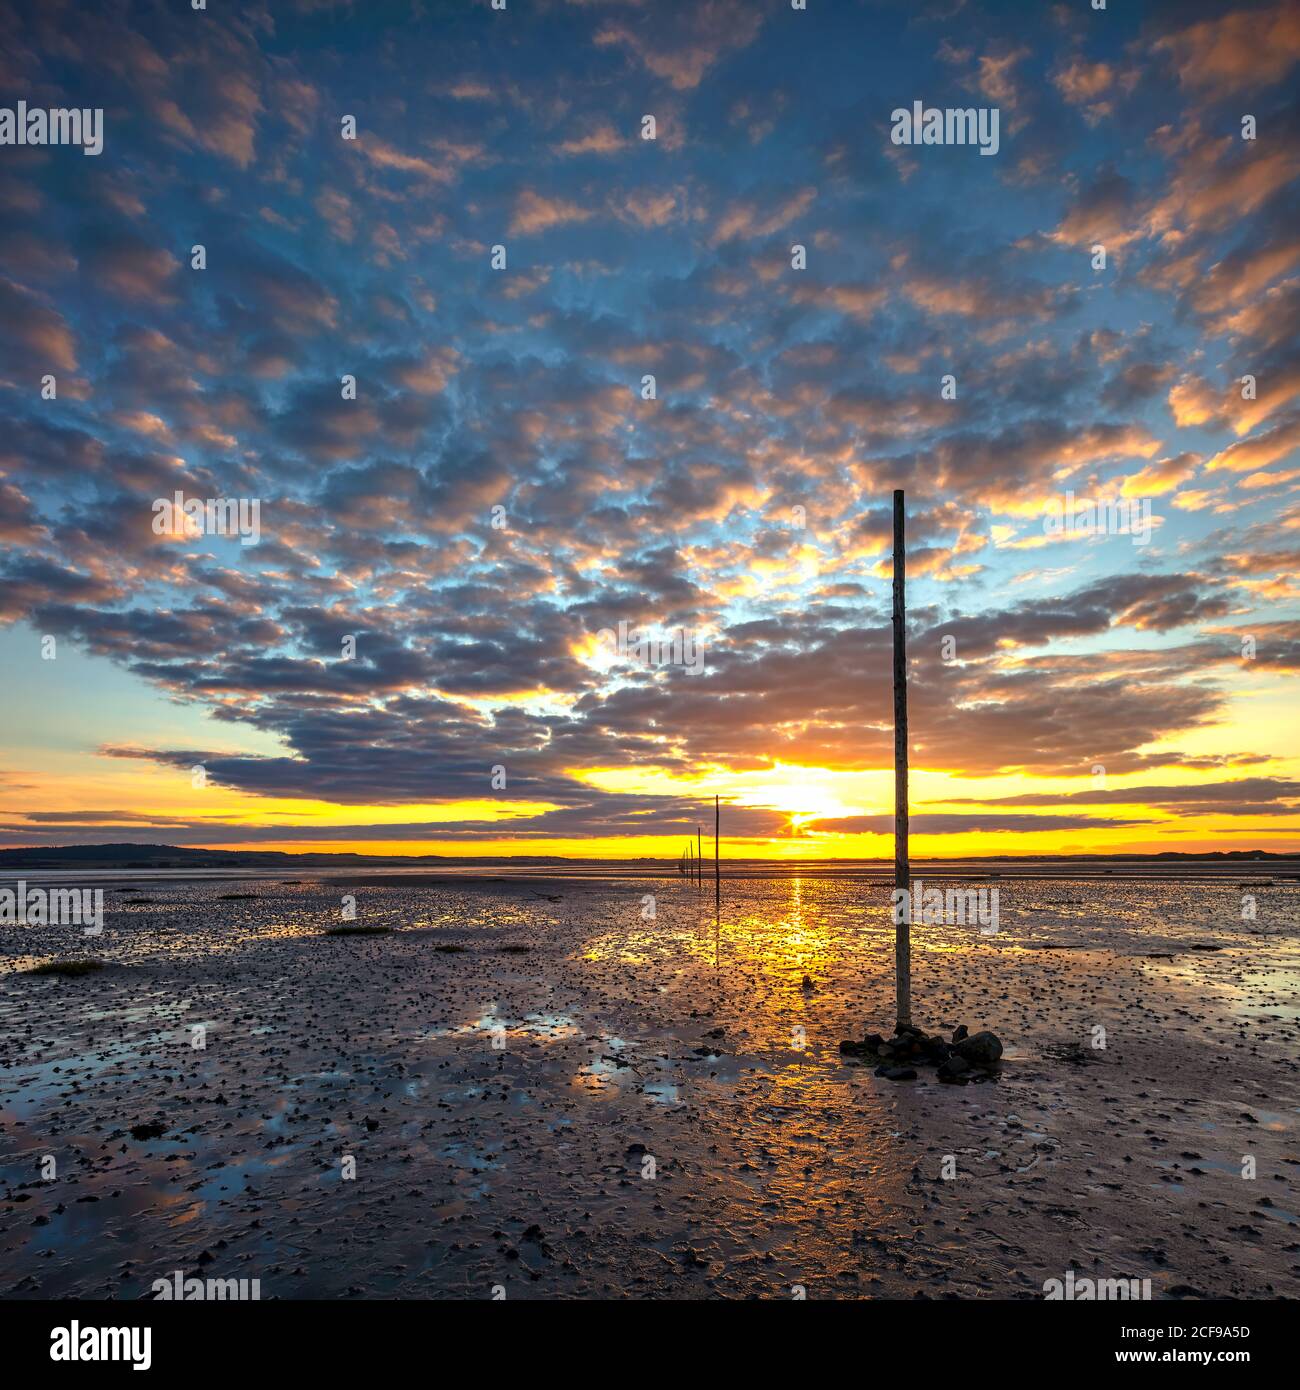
[358,135,458,185]
[510,189,596,236]
[1053,58,1115,107]
[1205,413,1300,473]
[1153,1,1300,97]
[0,277,77,374]
[807,813,1152,834]
[593,1,763,91]
[555,123,628,157]
[943,778,1300,817]
[80,229,179,302]
[0,0,1296,854]
[711,187,816,245]
[976,46,1030,108]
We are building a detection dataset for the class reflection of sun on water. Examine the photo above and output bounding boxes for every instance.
[785,875,807,944]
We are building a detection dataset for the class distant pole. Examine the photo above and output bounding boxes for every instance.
[697,826,702,886]
[892,488,911,1028]
[714,795,720,912]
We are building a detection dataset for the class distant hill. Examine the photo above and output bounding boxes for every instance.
[0,843,580,870]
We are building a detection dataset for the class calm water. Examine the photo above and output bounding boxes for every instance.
[2,870,1296,969]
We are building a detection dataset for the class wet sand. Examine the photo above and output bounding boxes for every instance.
[1,876,1297,1299]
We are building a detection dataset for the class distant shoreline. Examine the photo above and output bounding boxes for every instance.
[2,841,1298,872]
[2,842,1298,891]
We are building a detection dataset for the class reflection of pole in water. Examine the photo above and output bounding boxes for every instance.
[714,794,721,968]
[714,795,720,911]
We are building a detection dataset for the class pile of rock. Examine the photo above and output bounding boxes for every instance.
[839,1022,1003,1084]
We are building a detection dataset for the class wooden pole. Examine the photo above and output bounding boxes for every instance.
[892,488,911,1027]
[697,826,702,885]
[714,795,720,913]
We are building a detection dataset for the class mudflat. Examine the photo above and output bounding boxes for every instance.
[1,874,1296,1299]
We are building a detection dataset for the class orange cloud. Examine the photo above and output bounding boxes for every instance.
[1154,1,1300,96]
[511,189,596,236]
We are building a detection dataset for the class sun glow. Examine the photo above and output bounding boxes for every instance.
[727,763,874,822]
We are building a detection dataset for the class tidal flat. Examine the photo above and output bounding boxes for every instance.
[1,872,1296,1299]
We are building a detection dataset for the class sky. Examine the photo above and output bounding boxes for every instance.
[0,0,1298,860]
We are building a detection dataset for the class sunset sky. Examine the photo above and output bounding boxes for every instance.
[1,0,1298,859]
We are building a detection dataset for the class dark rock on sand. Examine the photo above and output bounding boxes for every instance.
[953,1031,1003,1066]
[844,1022,1002,1082]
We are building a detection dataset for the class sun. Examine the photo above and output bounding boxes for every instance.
[729,764,860,827]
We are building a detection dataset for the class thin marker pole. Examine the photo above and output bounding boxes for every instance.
[697,826,702,886]
[892,488,911,1028]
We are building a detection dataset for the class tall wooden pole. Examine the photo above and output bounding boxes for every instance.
[714,795,720,912]
[892,488,911,1027]
[697,826,702,886]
